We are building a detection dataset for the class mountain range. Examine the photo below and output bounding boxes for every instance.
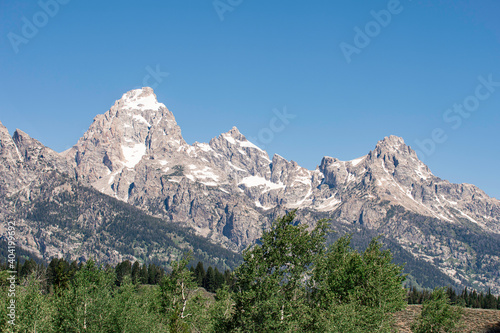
[1,87,499,293]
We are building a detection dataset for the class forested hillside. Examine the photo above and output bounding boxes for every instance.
[4,171,241,271]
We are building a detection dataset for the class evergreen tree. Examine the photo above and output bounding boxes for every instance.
[115,260,132,286]
[194,261,205,287]
[214,267,225,292]
[140,263,148,284]
[484,288,497,309]
[47,258,71,293]
[131,261,141,284]
[147,263,164,284]
[446,286,457,304]
[203,266,216,292]
[19,258,38,279]
[224,269,233,289]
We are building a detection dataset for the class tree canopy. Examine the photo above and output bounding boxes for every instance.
[226,210,407,332]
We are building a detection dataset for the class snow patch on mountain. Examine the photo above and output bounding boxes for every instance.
[350,156,366,166]
[458,210,479,224]
[239,139,264,152]
[227,161,246,172]
[223,135,236,144]
[255,200,276,210]
[196,143,212,152]
[316,196,342,211]
[122,143,146,168]
[122,90,165,111]
[191,166,220,182]
[239,176,285,192]
[132,114,151,127]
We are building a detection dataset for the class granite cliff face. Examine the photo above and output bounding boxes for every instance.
[1,87,499,293]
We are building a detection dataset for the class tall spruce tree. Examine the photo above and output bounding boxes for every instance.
[194,261,205,287]
[131,261,141,284]
[203,266,216,292]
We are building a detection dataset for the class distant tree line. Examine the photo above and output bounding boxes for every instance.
[408,285,500,310]
[0,257,228,292]
[189,261,232,293]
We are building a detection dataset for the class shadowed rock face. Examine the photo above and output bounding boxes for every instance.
[1,87,499,293]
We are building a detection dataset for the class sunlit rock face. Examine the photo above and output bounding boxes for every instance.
[1,87,499,293]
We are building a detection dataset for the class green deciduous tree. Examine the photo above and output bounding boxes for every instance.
[159,253,208,332]
[109,278,166,332]
[310,235,407,332]
[411,287,464,333]
[229,210,407,332]
[8,273,55,333]
[53,260,115,332]
[208,284,234,332]
[231,210,329,331]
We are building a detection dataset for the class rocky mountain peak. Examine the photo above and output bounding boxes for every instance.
[87,87,178,139]
[372,135,412,156]
[227,126,241,136]
[378,134,406,145]
[369,135,422,170]
[219,126,246,142]
[2,88,500,294]
[115,87,162,111]
[69,87,187,191]
[0,120,9,134]
[272,153,288,163]
[12,128,74,174]
[12,128,31,145]
[0,121,20,160]
[12,128,49,160]
[319,156,341,168]
[210,126,269,160]
[0,122,24,194]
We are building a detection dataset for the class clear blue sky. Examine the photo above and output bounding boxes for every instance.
[1,0,499,199]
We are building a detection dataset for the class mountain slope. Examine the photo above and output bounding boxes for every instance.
[1,170,241,271]
[0,120,240,270]
[1,87,499,293]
